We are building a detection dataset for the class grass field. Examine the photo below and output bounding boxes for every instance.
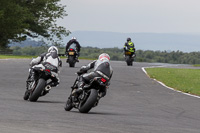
[0,55,36,59]
[145,67,200,96]
[0,55,94,60]
[193,64,200,67]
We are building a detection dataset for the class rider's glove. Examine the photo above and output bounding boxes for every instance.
[77,66,88,75]
[77,71,84,75]
[80,66,87,72]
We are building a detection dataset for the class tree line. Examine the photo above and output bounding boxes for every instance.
[0,0,69,49]
[10,46,200,64]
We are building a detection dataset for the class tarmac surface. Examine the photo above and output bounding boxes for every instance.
[0,59,200,133]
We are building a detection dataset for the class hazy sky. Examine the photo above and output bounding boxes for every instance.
[58,0,200,33]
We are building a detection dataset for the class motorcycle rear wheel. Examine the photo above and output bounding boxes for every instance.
[69,56,75,67]
[78,89,98,113]
[126,56,133,66]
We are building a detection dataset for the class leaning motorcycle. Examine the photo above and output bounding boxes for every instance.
[124,51,135,66]
[65,72,109,113]
[23,62,58,102]
[66,48,78,67]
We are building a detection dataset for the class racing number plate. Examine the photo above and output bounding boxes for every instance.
[69,52,74,55]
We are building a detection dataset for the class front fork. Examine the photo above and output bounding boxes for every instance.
[71,76,80,90]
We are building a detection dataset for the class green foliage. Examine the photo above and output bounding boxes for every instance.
[193,64,200,67]
[0,55,36,59]
[8,46,200,64]
[11,46,47,56]
[0,0,69,49]
[146,68,200,96]
[79,47,124,60]
[136,50,200,64]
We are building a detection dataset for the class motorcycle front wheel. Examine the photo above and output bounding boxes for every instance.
[29,78,46,102]
[64,97,73,111]
[23,90,30,100]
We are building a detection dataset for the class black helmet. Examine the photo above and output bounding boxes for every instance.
[127,38,131,42]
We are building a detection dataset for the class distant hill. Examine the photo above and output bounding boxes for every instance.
[65,31,200,52]
[9,31,200,52]
[9,38,44,47]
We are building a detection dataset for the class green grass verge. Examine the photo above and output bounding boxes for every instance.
[0,55,94,60]
[145,67,200,96]
[193,64,200,67]
[0,55,36,59]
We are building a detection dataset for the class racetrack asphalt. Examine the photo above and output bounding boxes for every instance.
[0,59,200,133]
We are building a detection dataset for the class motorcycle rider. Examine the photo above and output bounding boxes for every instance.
[124,37,136,57]
[65,37,81,62]
[27,46,62,91]
[72,53,113,98]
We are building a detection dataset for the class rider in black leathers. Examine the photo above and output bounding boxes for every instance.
[72,53,113,97]
[65,37,81,62]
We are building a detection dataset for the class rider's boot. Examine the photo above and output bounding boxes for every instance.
[66,58,69,63]
[72,81,85,95]
[75,54,79,62]
[75,57,79,62]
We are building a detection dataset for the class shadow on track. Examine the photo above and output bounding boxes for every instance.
[35,100,65,104]
[66,110,123,116]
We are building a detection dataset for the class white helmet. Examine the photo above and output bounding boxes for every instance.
[98,53,110,61]
[71,37,76,40]
[48,46,58,54]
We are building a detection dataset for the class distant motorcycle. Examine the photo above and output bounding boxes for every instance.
[66,48,78,67]
[23,63,58,102]
[124,51,135,66]
[65,72,109,113]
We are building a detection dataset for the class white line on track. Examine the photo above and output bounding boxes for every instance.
[142,66,200,99]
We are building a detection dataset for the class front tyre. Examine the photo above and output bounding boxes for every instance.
[64,97,73,111]
[23,90,30,100]
[79,89,98,113]
[29,79,46,102]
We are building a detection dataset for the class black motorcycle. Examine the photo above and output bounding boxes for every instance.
[65,73,109,113]
[23,62,58,102]
[124,51,135,66]
[66,48,78,67]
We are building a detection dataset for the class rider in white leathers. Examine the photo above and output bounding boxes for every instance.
[27,46,62,87]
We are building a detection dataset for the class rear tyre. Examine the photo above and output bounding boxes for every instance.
[69,63,75,67]
[125,56,130,66]
[129,61,133,66]
[126,56,133,66]
[79,89,98,113]
[29,79,46,102]
[64,97,73,111]
[68,56,75,67]
[127,61,130,66]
